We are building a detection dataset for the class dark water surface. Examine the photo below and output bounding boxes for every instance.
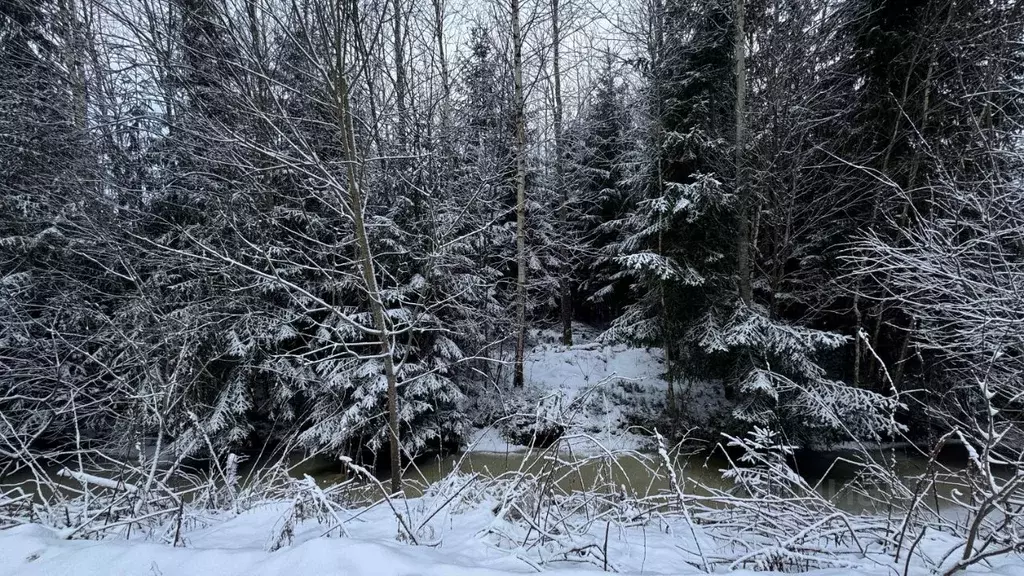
[2,442,994,515]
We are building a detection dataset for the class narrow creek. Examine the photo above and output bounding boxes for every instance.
[280,442,982,515]
[3,442,989,516]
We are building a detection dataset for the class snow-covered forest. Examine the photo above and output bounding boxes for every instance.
[2,0,1024,574]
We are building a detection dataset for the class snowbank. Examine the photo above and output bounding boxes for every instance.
[467,328,727,455]
[0,522,533,576]
[5,467,1022,576]
[0,518,928,576]
[3,505,1021,576]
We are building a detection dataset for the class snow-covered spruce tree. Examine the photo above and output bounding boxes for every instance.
[568,56,635,324]
[711,0,895,445]
[726,0,901,444]
[104,0,283,458]
[0,0,126,453]
[607,0,889,444]
[370,24,519,426]
[450,26,518,368]
[738,0,866,377]
[527,170,568,330]
[604,0,737,424]
[155,0,475,476]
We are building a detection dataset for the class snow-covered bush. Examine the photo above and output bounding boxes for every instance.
[713,303,900,444]
[499,394,566,449]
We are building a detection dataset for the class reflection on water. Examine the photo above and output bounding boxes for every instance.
[284,442,991,514]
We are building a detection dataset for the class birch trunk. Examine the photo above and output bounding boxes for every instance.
[332,1,403,493]
[512,0,528,387]
[551,0,571,346]
[733,0,751,305]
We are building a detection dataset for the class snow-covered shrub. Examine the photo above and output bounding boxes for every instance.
[499,394,566,448]
[500,415,565,449]
[720,427,803,499]
[266,496,306,551]
[606,378,662,431]
[0,488,32,529]
[293,306,467,458]
[700,427,887,572]
[689,302,900,446]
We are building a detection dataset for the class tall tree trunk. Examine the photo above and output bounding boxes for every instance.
[853,291,863,385]
[551,0,571,346]
[60,0,87,129]
[733,0,751,305]
[332,1,402,493]
[339,82,402,494]
[431,0,451,103]
[245,0,267,104]
[648,0,676,420]
[512,0,528,387]
[392,0,420,221]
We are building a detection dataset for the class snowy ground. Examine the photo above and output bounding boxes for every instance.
[0,522,847,576]
[3,494,1022,576]
[466,324,727,455]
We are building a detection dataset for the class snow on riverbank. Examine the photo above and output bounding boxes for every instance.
[2,497,1021,576]
[0,523,835,576]
[466,326,728,455]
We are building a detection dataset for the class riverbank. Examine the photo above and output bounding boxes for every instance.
[2,484,1020,576]
[4,432,1018,575]
[468,325,730,454]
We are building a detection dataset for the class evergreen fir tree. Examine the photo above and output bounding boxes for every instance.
[570,57,634,323]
